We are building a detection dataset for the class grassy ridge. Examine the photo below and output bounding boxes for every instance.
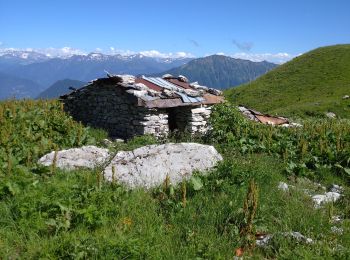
[225,44,350,118]
[0,100,349,258]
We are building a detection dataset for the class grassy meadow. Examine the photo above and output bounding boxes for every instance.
[225,44,350,119]
[0,100,349,258]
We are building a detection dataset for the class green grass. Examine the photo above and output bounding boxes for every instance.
[225,44,350,118]
[0,100,349,258]
[1,154,349,258]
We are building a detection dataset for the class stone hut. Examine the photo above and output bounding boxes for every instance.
[60,74,224,139]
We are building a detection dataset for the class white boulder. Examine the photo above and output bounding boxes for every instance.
[103,143,223,189]
[38,145,110,170]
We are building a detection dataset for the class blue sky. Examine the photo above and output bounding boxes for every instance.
[1,0,349,62]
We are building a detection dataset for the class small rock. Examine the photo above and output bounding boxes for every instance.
[283,232,313,244]
[312,192,341,207]
[331,215,343,224]
[38,145,110,170]
[114,138,124,143]
[330,184,343,194]
[257,232,313,247]
[342,95,349,99]
[331,226,344,235]
[325,112,336,119]
[102,138,113,147]
[281,122,303,128]
[278,182,289,191]
[256,234,273,247]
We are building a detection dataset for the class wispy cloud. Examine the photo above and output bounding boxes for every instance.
[107,47,194,58]
[139,50,194,58]
[232,39,254,51]
[29,47,86,57]
[188,39,200,47]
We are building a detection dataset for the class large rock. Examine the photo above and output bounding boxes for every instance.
[38,145,110,170]
[103,143,223,189]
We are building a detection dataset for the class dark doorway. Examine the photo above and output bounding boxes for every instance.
[167,108,178,131]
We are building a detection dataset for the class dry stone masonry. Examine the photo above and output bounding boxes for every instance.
[60,74,223,139]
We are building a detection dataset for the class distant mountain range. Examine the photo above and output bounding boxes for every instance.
[0,50,192,99]
[0,71,45,99]
[0,50,277,99]
[0,51,192,86]
[154,55,277,89]
[37,79,87,99]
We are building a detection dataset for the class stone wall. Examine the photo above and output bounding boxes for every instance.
[62,83,212,139]
[135,109,169,138]
[170,105,212,134]
[189,106,212,134]
[62,84,169,139]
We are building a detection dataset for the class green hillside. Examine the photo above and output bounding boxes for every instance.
[37,79,86,99]
[225,44,350,118]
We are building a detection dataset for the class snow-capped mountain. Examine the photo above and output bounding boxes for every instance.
[0,50,193,99]
[0,50,50,65]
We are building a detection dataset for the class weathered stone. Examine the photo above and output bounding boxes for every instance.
[325,112,336,118]
[312,192,341,207]
[103,143,223,189]
[38,146,110,170]
[278,182,289,191]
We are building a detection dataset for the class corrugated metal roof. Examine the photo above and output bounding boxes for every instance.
[142,76,179,91]
[142,76,204,103]
[176,92,204,103]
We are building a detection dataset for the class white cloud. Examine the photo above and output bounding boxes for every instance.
[20,47,87,57]
[230,52,298,64]
[139,50,194,58]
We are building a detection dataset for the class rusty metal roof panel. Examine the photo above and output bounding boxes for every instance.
[135,78,162,91]
[166,78,193,89]
[255,115,289,125]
